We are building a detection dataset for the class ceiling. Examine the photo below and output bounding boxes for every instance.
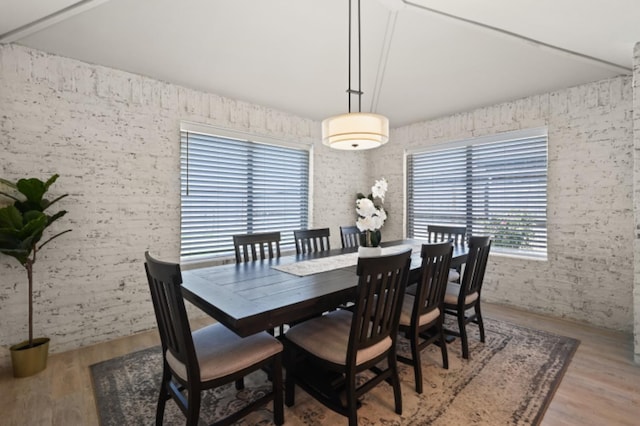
[2,0,639,127]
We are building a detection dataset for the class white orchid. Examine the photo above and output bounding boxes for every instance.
[371,178,388,202]
[356,198,377,218]
[355,178,389,246]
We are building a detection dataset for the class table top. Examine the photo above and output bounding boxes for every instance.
[181,239,468,337]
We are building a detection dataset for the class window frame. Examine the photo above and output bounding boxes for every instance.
[405,127,548,260]
[179,121,312,264]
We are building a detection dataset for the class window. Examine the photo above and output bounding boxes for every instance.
[406,128,548,258]
[180,124,310,261]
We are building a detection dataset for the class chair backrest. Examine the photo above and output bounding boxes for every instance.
[293,228,331,254]
[144,251,199,381]
[427,224,467,246]
[347,249,412,365]
[233,232,281,263]
[458,236,492,303]
[413,241,454,324]
[340,225,361,249]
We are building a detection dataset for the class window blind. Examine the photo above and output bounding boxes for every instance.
[407,131,548,258]
[180,130,309,260]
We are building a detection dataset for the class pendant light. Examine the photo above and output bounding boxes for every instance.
[322,0,389,150]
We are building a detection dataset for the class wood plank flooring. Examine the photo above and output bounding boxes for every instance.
[1,303,639,425]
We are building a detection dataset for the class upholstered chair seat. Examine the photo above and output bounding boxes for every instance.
[444,283,478,306]
[166,324,282,382]
[399,295,441,327]
[285,309,392,366]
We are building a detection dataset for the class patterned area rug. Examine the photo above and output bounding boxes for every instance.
[91,318,578,425]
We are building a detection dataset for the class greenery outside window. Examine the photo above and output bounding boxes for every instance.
[406,128,548,259]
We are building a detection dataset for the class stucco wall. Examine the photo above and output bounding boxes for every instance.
[633,42,640,363]
[0,44,367,368]
[373,76,635,334]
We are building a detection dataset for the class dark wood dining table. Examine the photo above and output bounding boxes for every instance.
[181,239,468,337]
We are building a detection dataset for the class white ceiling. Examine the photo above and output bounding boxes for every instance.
[2,0,639,127]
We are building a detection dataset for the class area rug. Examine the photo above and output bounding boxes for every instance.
[90,318,578,425]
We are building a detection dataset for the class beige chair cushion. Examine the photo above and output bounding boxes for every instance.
[285,309,392,366]
[448,268,460,282]
[399,294,440,327]
[444,282,478,305]
[166,323,282,382]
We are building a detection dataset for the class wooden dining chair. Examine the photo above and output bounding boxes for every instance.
[427,224,467,245]
[427,224,467,282]
[144,252,284,426]
[339,225,361,249]
[284,249,412,426]
[233,231,281,263]
[293,228,331,254]
[397,241,453,394]
[443,236,492,359]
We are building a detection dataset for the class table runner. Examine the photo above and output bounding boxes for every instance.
[272,244,418,276]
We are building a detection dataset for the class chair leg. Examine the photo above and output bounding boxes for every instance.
[475,303,486,343]
[458,311,470,359]
[235,378,245,390]
[272,354,284,425]
[389,352,403,415]
[155,367,171,426]
[346,372,358,426]
[438,325,449,369]
[284,345,296,407]
[410,330,423,394]
[185,384,201,426]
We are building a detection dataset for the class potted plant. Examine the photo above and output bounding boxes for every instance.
[356,177,388,257]
[0,174,71,377]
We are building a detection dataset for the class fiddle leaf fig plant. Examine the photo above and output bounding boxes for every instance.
[0,174,72,347]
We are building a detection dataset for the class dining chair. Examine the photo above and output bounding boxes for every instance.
[144,251,284,426]
[426,224,467,245]
[284,249,412,426]
[397,241,453,394]
[339,225,361,249]
[233,231,281,263]
[293,228,331,254]
[426,224,467,282]
[233,232,283,336]
[443,236,492,359]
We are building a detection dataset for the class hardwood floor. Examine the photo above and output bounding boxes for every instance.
[1,303,639,425]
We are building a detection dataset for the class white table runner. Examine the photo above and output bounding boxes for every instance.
[272,244,418,277]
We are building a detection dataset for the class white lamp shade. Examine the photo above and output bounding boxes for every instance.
[322,112,389,150]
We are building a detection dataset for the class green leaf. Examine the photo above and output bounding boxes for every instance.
[43,174,60,192]
[0,233,31,265]
[47,210,67,226]
[43,194,68,211]
[0,205,23,228]
[16,178,47,203]
[0,178,17,189]
[0,190,20,203]
[18,213,47,241]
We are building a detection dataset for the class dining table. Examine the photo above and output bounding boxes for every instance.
[181,239,468,337]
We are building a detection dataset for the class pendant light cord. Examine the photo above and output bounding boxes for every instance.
[348,0,351,114]
[347,0,363,114]
[357,0,361,113]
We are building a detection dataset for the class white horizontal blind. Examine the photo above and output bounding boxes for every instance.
[180,131,309,260]
[407,131,548,258]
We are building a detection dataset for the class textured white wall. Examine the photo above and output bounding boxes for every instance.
[633,42,640,363]
[0,44,365,368]
[372,76,635,334]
